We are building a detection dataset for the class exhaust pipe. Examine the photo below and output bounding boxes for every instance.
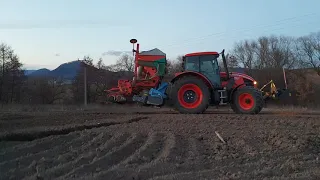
[221,49,230,79]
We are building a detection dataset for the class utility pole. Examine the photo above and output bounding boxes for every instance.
[84,63,87,106]
[283,67,288,89]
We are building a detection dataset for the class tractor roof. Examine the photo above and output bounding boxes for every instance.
[140,48,166,56]
[185,52,219,57]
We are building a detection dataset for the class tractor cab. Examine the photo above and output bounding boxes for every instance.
[182,52,224,88]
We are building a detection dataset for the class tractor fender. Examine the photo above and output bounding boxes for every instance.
[229,83,246,102]
[171,71,214,89]
[229,83,262,103]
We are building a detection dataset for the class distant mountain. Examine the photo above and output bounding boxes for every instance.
[28,68,51,77]
[26,60,82,80]
[51,61,81,79]
[24,70,37,75]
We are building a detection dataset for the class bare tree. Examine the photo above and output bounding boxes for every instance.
[0,43,25,103]
[166,55,184,75]
[24,76,66,104]
[232,35,297,71]
[107,54,134,72]
[0,43,9,101]
[232,40,257,75]
[166,59,177,75]
[296,32,320,76]
[176,55,184,63]
[7,52,24,102]
[47,77,67,104]
[266,35,296,69]
[96,58,106,69]
[83,55,94,66]
[226,54,239,68]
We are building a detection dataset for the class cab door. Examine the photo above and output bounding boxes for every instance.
[199,55,221,88]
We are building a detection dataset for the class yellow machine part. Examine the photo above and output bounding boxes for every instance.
[261,79,292,99]
[260,80,277,92]
[260,80,278,99]
[270,81,277,94]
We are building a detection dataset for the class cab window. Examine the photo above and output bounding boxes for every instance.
[184,56,199,72]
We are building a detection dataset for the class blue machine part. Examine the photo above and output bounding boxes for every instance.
[149,82,168,98]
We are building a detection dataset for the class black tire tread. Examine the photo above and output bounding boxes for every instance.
[171,75,210,114]
[231,86,264,114]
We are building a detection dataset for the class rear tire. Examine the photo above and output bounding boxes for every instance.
[171,76,210,114]
[231,86,263,114]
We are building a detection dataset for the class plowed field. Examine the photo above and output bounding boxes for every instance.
[1,105,320,180]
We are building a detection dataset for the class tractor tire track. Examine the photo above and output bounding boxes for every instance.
[60,133,147,179]
[187,137,201,161]
[0,116,148,142]
[92,132,168,179]
[140,151,313,180]
[1,131,95,180]
[147,154,319,180]
[165,134,189,163]
[231,159,320,180]
[264,166,320,180]
[93,133,193,180]
[125,132,166,165]
[108,132,164,167]
[132,132,176,169]
[124,132,176,179]
[0,132,78,163]
[22,131,112,180]
[31,132,131,180]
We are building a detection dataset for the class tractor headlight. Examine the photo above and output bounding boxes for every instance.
[253,81,257,85]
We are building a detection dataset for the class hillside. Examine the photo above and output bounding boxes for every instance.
[26,61,81,80]
[28,68,51,77]
[50,61,81,79]
[23,70,37,75]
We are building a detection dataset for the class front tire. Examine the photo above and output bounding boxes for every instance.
[171,76,210,114]
[231,86,263,114]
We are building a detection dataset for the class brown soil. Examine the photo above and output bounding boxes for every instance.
[0,105,320,180]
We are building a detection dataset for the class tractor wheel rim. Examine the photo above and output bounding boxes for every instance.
[238,93,254,110]
[178,84,203,109]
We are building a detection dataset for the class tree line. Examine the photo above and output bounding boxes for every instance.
[0,31,319,106]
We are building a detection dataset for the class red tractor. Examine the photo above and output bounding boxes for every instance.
[106,39,264,114]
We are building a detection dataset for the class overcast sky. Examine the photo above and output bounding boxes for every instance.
[0,0,319,70]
